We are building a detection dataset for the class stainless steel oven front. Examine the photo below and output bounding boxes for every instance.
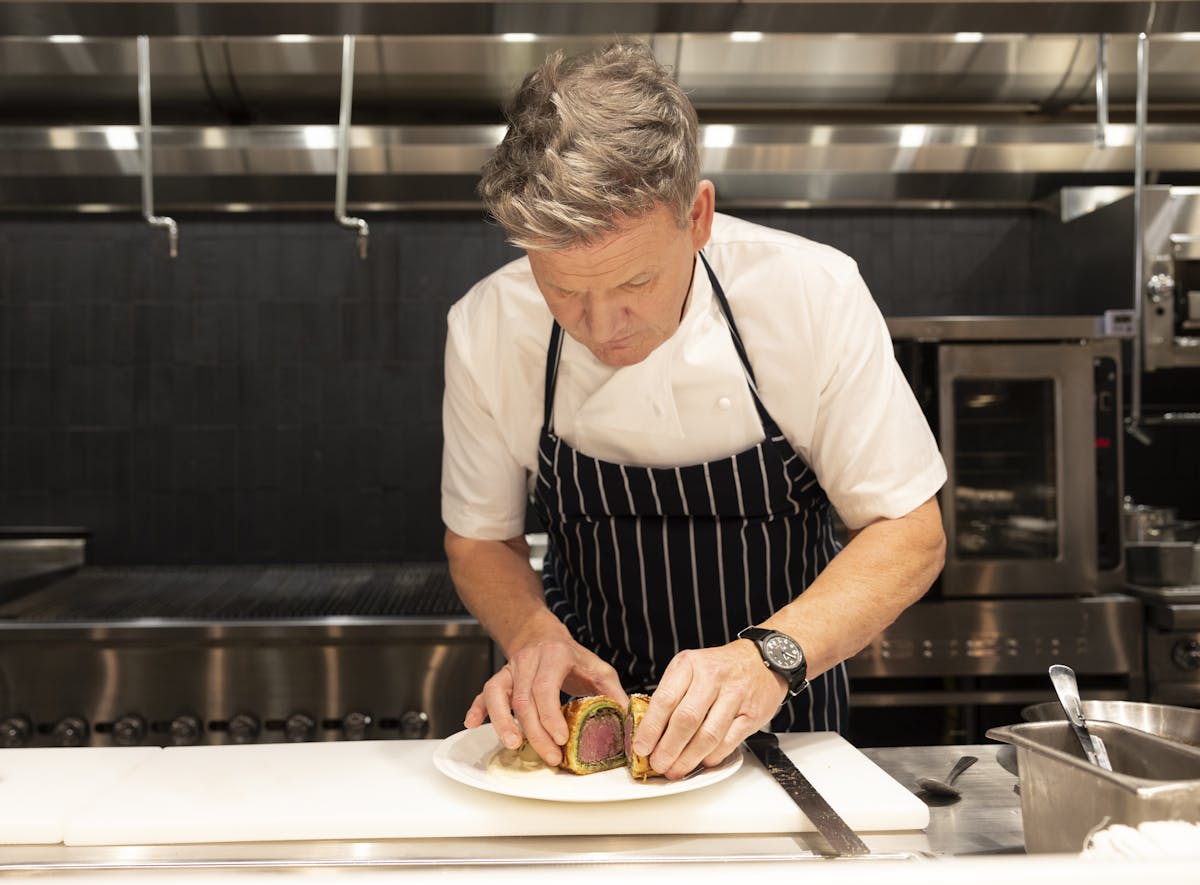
[890,319,1124,599]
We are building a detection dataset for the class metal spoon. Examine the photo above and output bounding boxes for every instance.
[1048,663,1113,771]
[915,754,978,797]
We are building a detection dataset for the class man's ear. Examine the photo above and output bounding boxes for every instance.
[690,180,716,250]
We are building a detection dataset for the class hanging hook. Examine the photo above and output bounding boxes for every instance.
[136,35,178,258]
[335,34,369,259]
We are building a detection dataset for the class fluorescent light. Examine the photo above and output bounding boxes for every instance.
[703,125,736,149]
[1175,32,1200,41]
[48,34,84,44]
[276,34,313,44]
[49,128,79,149]
[953,32,985,43]
[730,31,764,43]
[808,126,832,147]
[104,126,139,151]
[501,33,537,43]
[898,125,927,148]
[302,126,337,150]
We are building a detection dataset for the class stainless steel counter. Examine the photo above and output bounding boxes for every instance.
[0,744,1022,874]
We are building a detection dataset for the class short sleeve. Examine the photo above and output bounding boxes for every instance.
[806,273,946,530]
[440,305,530,540]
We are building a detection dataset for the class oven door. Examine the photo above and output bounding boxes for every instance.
[938,343,1113,597]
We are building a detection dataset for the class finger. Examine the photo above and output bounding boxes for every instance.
[509,659,564,767]
[649,678,720,777]
[667,690,742,778]
[630,659,692,757]
[478,670,524,750]
[464,691,488,729]
[567,655,629,710]
[529,653,571,747]
[702,710,760,770]
[588,668,629,711]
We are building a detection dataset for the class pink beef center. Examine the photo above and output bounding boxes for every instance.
[578,711,623,763]
[623,715,634,759]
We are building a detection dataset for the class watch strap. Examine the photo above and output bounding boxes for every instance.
[737,626,809,696]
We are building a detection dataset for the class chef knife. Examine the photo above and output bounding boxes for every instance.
[744,731,870,857]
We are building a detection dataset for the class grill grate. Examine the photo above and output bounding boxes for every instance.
[0,564,467,621]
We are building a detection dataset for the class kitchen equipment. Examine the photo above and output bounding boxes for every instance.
[847,594,1144,743]
[987,720,1200,853]
[1138,187,1200,372]
[1124,582,1200,706]
[1127,542,1200,586]
[0,527,88,600]
[744,731,870,856]
[915,754,978,798]
[929,332,1124,598]
[49,732,927,846]
[0,565,491,747]
[1021,699,1200,746]
[1124,503,1180,543]
[1049,663,1112,770]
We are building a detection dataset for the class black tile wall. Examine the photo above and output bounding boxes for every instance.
[0,209,1189,564]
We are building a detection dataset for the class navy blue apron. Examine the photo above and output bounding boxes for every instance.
[531,253,849,732]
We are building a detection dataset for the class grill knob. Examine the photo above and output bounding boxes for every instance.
[0,715,33,748]
[342,711,373,741]
[284,713,316,743]
[112,713,147,747]
[169,714,202,746]
[1172,639,1200,671]
[399,710,430,740]
[52,716,89,747]
[228,713,260,745]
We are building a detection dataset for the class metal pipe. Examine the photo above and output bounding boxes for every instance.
[1094,34,1109,148]
[136,35,178,258]
[1126,29,1153,446]
[335,34,369,259]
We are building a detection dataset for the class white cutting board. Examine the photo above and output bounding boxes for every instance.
[0,746,161,844]
[62,733,928,846]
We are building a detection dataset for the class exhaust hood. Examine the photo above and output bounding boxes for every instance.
[1,20,1200,212]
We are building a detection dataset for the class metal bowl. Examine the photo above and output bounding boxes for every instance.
[1021,699,1200,747]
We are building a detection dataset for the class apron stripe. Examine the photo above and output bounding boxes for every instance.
[533,252,849,733]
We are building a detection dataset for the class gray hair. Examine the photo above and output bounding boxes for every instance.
[478,41,700,250]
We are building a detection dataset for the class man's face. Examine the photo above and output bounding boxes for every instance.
[527,184,714,368]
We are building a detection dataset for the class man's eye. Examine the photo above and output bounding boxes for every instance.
[625,279,651,290]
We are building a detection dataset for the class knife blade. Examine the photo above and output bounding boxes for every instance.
[744,731,870,857]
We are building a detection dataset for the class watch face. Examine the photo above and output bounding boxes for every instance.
[763,633,802,669]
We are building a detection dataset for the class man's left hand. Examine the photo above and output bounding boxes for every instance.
[629,639,787,779]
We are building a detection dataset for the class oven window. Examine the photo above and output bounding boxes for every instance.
[953,378,1058,560]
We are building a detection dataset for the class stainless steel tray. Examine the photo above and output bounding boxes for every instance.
[1126,542,1200,586]
[986,721,1200,853]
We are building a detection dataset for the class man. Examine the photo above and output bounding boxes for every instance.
[441,42,946,780]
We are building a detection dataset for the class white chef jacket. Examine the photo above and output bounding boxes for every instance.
[442,212,946,540]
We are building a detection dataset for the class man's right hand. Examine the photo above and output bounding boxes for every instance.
[464,630,628,767]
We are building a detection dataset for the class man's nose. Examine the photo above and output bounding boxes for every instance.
[585,296,624,341]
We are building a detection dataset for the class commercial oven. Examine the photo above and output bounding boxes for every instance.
[892,318,1124,598]
[846,319,1140,745]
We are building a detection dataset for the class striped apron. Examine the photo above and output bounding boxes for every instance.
[532,253,850,732]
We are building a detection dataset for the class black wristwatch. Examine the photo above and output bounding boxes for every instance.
[737,626,809,696]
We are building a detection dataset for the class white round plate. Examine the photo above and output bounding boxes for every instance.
[432,726,743,803]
